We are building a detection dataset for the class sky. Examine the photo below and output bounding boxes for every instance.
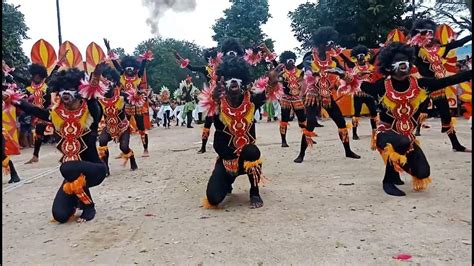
[8,0,309,58]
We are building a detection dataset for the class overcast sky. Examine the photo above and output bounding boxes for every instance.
[9,0,309,58]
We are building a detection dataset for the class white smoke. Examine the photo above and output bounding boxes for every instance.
[142,0,197,35]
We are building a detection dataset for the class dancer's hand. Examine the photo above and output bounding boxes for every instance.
[268,64,284,86]
[103,38,111,52]
[93,62,108,77]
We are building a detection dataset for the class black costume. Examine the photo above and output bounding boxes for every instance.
[409,19,472,151]
[357,43,472,196]
[98,66,137,176]
[13,68,107,222]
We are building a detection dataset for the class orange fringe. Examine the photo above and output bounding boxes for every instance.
[338,128,349,143]
[412,176,432,191]
[381,144,407,173]
[418,113,428,123]
[2,156,10,174]
[352,116,360,127]
[121,150,134,166]
[97,146,108,160]
[202,127,210,139]
[63,174,87,195]
[63,174,92,205]
[243,158,263,170]
[370,130,377,151]
[302,128,317,148]
[201,197,223,209]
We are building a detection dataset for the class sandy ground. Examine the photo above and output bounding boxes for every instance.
[2,117,472,265]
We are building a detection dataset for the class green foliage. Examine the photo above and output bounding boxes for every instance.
[111,47,127,58]
[133,38,206,95]
[288,0,407,49]
[212,0,273,48]
[2,0,30,67]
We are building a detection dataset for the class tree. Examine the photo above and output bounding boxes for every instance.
[288,0,407,49]
[418,1,472,34]
[134,38,206,94]
[2,0,30,67]
[111,47,127,58]
[212,0,274,48]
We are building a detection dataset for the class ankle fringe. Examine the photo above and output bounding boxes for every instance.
[201,197,223,209]
[412,176,432,191]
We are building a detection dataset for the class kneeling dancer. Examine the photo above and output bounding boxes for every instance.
[10,66,107,222]
[351,43,471,196]
[202,55,281,209]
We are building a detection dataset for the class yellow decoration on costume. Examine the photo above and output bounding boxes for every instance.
[50,104,92,131]
[97,146,108,160]
[2,156,11,174]
[63,174,86,195]
[412,176,432,191]
[243,158,263,171]
[119,76,141,90]
[201,197,223,209]
[381,144,407,173]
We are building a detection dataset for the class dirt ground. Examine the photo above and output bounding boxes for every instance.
[2,117,472,265]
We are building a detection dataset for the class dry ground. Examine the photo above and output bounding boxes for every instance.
[2,117,472,265]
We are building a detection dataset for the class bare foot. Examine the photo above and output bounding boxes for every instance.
[25,156,38,164]
[142,150,150,157]
[250,195,264,209]
[77,206,96,223]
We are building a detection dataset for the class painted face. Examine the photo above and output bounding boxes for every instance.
[285,58,295,70]
[225,77,243,95]
[326,40,336,50]
[390,53,411,79]
[125,67,135,76]
[59,89,79,105]
[226,51,238,57]
[32,74,43,85]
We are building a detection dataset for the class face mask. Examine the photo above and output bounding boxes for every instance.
[326,40,335,46]
[125,67,135,72]
[286,59,295,64]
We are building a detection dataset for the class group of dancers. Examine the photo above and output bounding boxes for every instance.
[2,18,472,223]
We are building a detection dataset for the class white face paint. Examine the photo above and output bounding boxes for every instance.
[391,61,410,72]
[225,78,242,89]
[226,51,238,57]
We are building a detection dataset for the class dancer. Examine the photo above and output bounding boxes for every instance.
[340,45,381,147]
[297,26,361,163]
[8,65,108,222]
[272,51,308,148]
[200,54,282,209]
[97,65,138,176]
[14,63,60,164]
[2,88,23,183]
[158,86,173,128]
[409,19,472,152]
[174,76,199,128]
[175,48,223,153]
[338,42,471,196]
[104,39,153,156]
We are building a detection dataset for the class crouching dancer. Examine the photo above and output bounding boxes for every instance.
[8,65,107,222]
[201,55,282,209]
[337,43,471,196]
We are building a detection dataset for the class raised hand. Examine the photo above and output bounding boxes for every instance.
[93,62,108,77]
[103,38,111,52]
